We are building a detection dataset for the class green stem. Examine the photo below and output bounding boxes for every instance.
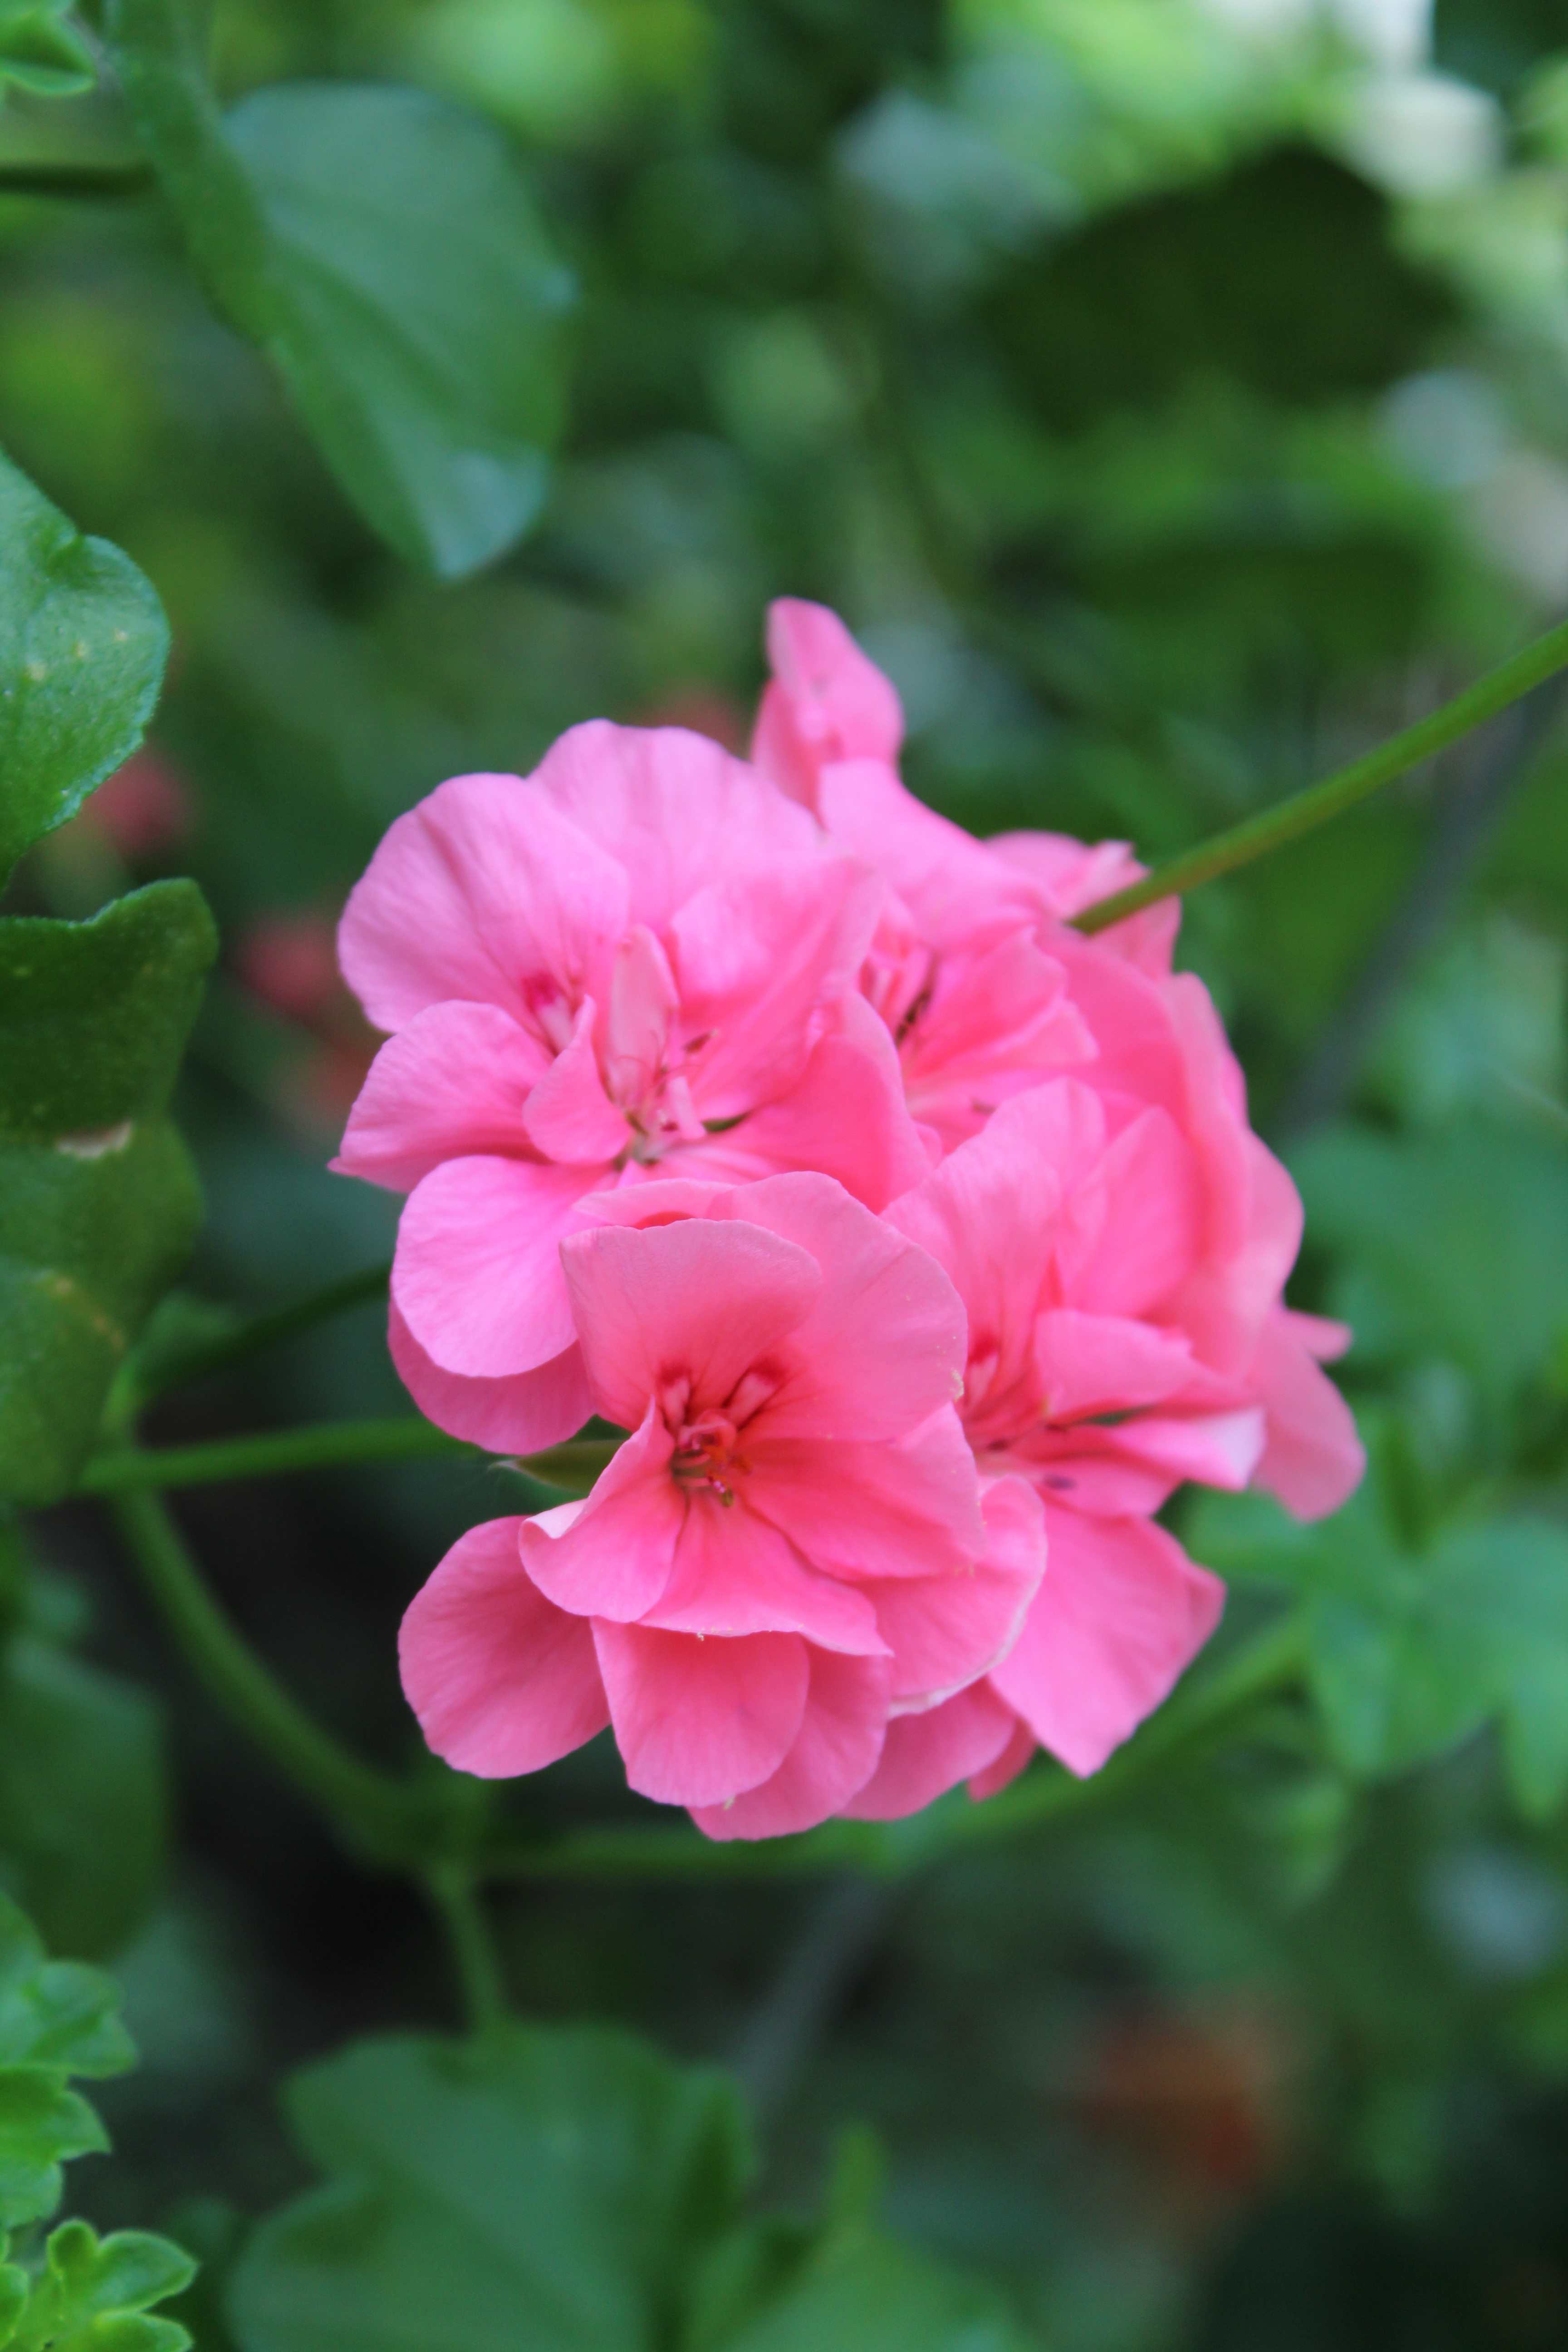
[423,1866,508,2034]
[138,1261,392,1402]
[481,1612,1308,1883]
[1073,617,1568,934]
[77,1422,622,1495]
[109,1485,424,1857]
[82,1417,478,1492]
[0,161,153,199]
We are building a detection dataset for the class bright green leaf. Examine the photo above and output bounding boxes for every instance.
[0,1891,135,2230]
[0,4,95,98]
[0,882,216,1505]
[104,0,574,578]
[4,2219,195,2352]
[716,2224,1038,2352]
[0,451,168,883]
[228,2027,753,2352]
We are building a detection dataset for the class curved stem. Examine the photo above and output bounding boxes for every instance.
[109,1485,425,1857]
[423,1866,508,2035]
[1073,616,1568,934]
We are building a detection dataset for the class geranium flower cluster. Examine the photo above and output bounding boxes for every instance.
[334,602,1364,1840]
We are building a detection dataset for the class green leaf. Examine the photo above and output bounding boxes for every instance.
[0,4,95,98]
[228,2027,753,2352]
[0,883,216,1505]
[104,0,574,578]
[1191,1481,1568,1814]
[1289,1122,1568,1417]
[0,1637,167,1961]
[4,2220,195,2352]
[0,451,168,883]
[0,1891,135,2229]
[229,2026,1044,2352]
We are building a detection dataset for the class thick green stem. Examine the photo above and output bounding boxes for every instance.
[78,1422,621,1495]
[423,1866,508,2034]
[109,1485,425,1857]
[1073,617,1568,935]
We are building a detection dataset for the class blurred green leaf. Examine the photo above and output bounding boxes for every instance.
[0,1891,135,2229]
[0,451,167,884]
[229,2026,1042,2352]
[1290,1122,1568,1417]
[0,1638,167,1962]
[228,2026,753,2352]
[0,884,216,1505]
[0,3,94,98]
[105,0,573,578]
[0,2220,195,2352]
[1193,1481,1568,1813]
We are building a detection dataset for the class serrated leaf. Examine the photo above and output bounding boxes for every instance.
[0,1896,135,2078]
[0,882,216,1505]
[0,4,95,98]
[0,452,168,882]
[0,2079,106,2234]
[6,2221,195,2352]
[228,2027,753,2352]
[104,0,573,578]
[228,2026,1044,2352]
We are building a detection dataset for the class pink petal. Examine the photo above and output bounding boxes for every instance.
[750,598,904,808]
[902,932,1094,1145]
[399,1519,609,1777]
[338,773,628,1033]
[1032,1310,1196,1421]
[1250,1308,1365,1521]
[692,994,933,1210]
[989,830,1179,975]
[671,858,879,1112]
[388,1302,592,1454]
[392,1155,592,1376]
[862,1471,1045,1708]
[560,1216,821,1432]
[638,1496,888,1654]
[816,758,1037,952]
[519,1403,684,1621]
[1061,1106,1201,1320]
[528,720,819,933]
[1106,1406,1266,1492]
[690,1649,893,1839]
[967,1715,1036,1800]
[593,1620,810,1807]
[990,1508,1225,1776]
[603,926,679,1112]
[841,1681,1018,1820]
[718,1171,967,1440]
[333,1002,548,1193]
[745,1409,985,1585]
[520,998,629,1164]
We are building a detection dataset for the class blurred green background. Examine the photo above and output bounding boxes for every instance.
[10,0,1568,2344]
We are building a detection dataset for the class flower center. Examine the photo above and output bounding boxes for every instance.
[658,1365,782,1504]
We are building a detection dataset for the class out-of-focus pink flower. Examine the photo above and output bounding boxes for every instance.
[881,1082,1362,1782]
[73,748,194,858]
[334,723,932,1455]
[237,911,346,1029]
[399,1174,1045,1838]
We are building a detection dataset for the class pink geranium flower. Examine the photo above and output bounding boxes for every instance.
[399,1175,1046,1838]
[333,722,932,1453]
[877,1082,1363,1789]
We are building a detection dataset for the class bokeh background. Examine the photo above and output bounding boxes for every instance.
[10,0,1568,2344]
